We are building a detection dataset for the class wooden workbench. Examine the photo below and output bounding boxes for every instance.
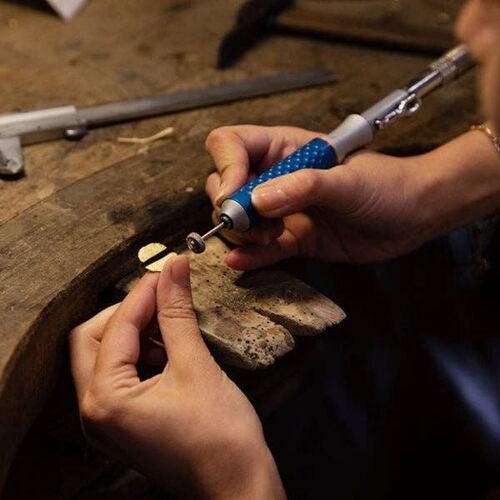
[0,0,479,495]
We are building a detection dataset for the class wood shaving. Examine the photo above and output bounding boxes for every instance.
[138,242,177,272]
[118,126,174,145]
[148,337,165,349]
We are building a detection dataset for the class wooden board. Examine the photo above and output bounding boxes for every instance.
[279,0,459,54]
[189,237,345,368]
[126,237,345,369]
[0,0,479,492]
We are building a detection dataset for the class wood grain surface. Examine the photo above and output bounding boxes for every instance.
[279,0,457,53]
[0,0,476,491]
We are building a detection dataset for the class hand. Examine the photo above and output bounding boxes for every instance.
[205,125,500,270]
[69,256,285,499]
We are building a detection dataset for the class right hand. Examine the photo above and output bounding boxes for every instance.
[205,125,500,270]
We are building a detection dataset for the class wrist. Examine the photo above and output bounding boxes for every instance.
[416,130,500,238]
[187,440,285,500]
[228,445,286,500]
[470,123,500,154]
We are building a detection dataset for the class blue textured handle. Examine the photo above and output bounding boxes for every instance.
[228,138,337,228]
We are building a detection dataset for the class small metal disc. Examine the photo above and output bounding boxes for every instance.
[186,232,205,253]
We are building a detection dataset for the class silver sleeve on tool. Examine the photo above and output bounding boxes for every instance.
[324,114,374,163]
[220,198,250,232]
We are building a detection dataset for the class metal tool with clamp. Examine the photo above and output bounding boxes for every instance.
[0,69,336,176]
[187,45,475,253]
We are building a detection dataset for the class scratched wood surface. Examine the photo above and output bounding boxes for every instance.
[188,237,344,369]
[0,0,477,493]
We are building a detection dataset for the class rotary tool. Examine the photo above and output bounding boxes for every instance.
[187,44,475,254]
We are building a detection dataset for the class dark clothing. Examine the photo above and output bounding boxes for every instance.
[263,219,500,500]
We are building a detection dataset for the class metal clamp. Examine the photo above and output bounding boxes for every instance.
[0,105,85,176]
[375,93,421,130]
[0,136,23,176]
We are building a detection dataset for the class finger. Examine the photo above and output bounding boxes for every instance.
[205,171,252,211]
[224,213,318,270]
[224,227,302,270]
[156,255,211,373]
[69,304,120,401]
[211,209,285,247]
[205,171,222,207]
[205,126,256,206]
[94,272,160,382]
[251,165,359,219]
[205,126,320,206]
[220,220,285,247]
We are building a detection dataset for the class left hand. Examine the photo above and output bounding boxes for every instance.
[69,256,284,499]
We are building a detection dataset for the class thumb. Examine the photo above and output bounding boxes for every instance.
[251,166,359,218]
[156,255,211,372]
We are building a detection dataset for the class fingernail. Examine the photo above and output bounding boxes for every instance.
[215,181,227,207]
[252,183,287,213]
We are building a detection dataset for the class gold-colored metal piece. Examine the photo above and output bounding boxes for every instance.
[470,123,500,154]
[138,243,177,272]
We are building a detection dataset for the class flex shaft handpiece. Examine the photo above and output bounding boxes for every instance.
[187,45,475,254]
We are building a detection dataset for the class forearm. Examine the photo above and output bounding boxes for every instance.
[418,129,500,237]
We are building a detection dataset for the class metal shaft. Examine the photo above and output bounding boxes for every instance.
[77,69,337,127]
[201,222,226,241]
[0,68,337,176]
[186,221,227,253]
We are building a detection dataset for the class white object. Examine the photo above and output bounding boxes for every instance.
[45,0,88,20]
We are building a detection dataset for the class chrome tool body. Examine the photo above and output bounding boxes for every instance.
[187,45,475,254]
